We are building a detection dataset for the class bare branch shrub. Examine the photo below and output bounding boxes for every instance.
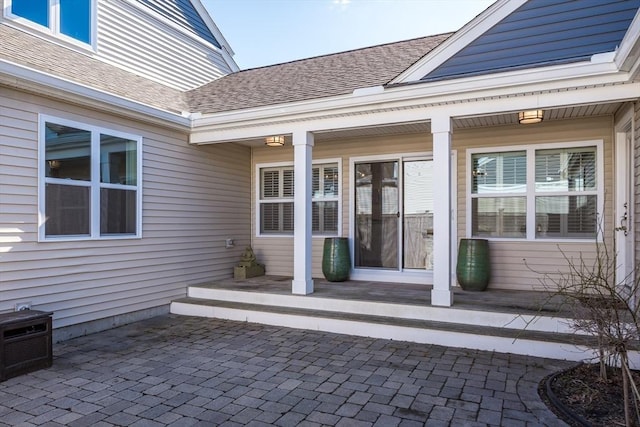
[526,227,640,426]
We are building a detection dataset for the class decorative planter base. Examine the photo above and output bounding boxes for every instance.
[234,264,265,279]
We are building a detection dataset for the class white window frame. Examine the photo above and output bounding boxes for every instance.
[255,159,342,238]
[466,140,604,242]
[38,115,143,241]
[3,0,97,50]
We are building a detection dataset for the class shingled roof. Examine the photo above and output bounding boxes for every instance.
[185,33,451,114]
[0,25,187,113]
[1,24,450,117]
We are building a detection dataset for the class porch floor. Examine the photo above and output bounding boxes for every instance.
[190,275,567,317]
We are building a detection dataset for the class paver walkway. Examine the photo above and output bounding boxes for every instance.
[0,315,571,426]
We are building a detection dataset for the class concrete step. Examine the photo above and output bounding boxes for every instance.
[184,283,573,335]
[170,296,602,362]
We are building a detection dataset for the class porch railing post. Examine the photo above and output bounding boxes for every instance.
[292,130,314,295]
[431,115,454,307]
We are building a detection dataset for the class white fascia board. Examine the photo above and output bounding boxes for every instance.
[0,59,190,129]
[189,0,240,72]
[190,60,628,143]
[392,0,527,84]
[190,83,640,144]
[615,8,640,76]
[191,82,640,144]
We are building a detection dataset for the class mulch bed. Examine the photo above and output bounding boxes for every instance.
[540,363,640,426]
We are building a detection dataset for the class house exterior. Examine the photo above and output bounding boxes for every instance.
[2,0,640,347]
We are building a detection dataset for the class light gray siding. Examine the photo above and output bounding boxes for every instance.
[135,0,221,48]
[0,87,251,329]
[97,0,233,91]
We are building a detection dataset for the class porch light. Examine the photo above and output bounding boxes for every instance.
[518,110,544,124]
[265,135,285,147]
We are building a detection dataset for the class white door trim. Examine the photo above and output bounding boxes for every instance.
[614,105,635,289]
[348,151,457,285]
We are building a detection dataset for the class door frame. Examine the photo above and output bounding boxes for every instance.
[615,106,635,289]
[348,151,457,284]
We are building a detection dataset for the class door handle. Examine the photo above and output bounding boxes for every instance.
[616,202,629,236]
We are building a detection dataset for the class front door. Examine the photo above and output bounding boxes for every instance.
[353,158,435,273]
[354,161,399,269]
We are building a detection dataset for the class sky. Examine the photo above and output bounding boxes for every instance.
[202,0,495,70]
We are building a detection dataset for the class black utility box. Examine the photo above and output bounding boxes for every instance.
[0,310,53,381]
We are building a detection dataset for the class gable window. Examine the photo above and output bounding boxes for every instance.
[6,0,93,45]
[258,162,340,235]
[469,142,601,240]
[40,116,142,240]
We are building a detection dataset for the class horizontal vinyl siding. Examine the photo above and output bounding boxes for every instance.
[0,87,251,328]
[97,1,231,91]
[251,118,613,290]
[251,133,433,278]
[453,116,614,290]
[424,0,639,81]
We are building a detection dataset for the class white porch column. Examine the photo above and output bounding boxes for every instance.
[292,130,314,295]
[431,115,453,307]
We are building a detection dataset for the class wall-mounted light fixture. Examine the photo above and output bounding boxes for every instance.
[265,135,285,147]
[518,110,544,124]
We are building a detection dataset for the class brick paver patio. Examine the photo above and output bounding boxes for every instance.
[0,315,571,426]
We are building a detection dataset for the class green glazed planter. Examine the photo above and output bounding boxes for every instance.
[322,237,350,282]
[456,238,490,291]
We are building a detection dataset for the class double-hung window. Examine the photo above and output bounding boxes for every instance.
[40,116,142,240]
[6,0,94,46]
[470,141,601,240]
[258,162,339,235]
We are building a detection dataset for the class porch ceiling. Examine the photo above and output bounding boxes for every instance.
[235,102,622,146]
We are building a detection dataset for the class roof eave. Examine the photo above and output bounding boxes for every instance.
[190,59,629,143]
[615,7,640,79]
[0,59,191,130]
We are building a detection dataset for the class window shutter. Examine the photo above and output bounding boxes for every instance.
[262,170,279,198]
[283,169,294,198]
[282,203,294,231]
[312,168,320,196]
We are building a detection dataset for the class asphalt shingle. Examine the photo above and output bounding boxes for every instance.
[186,34,451,114]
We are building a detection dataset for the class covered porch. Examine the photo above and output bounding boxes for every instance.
[190,91,638,304]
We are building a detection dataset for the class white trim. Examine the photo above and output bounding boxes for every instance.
[392,0,526,84]
[466,139,604,242]
[254,158,343,238]
[348,150,457,285]
[38,114,143,242]
[190,78,638,145]
[188,0,239,71]
[615,8,640,74]
[3,0,97,51]
[614,105,635,288]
